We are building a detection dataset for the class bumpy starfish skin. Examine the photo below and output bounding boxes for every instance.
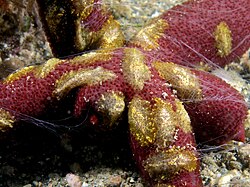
[0,0,249,186]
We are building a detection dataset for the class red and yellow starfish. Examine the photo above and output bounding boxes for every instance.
[0,0,249,186]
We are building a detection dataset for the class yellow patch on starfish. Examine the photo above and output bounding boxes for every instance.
[35,58,63,78]
[153,61,202,101]
[0,109,15,132]
[130,18,169,50]
[128,97,156,147]
[174,99,192,133]
[71,48,115,65]
[53,67,116,100]
[77,0,95,20]
[76,16,125,50]
[122,48,151,91]
[96,91,125,127]
[143,146,198,181]
[214,21,232,57]
[128,96,191,148]
[98,17,125,49]
[3,66,36,84]
[153,98,191,149]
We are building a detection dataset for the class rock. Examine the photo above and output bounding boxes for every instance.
[107,175,122,186]
[229,161,242,170]
[238,143,250,167]
[66,173,83,187]
[217,169,241,187]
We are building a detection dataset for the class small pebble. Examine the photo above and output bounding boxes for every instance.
[23,184,32,187]
[238,143,250,167]
[81,182,89,187]
[66,173,83,187]
[107,175,122,186]
[33,181,43,187]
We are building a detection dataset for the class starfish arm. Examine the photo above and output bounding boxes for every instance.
[153,61,248,145]
[129,0,250,68]
[36,0,125,57]
[128,93,202,186]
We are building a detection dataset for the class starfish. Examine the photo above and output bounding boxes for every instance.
[0,0,249,186]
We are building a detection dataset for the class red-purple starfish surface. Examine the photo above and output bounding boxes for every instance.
[0,0,249,186]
